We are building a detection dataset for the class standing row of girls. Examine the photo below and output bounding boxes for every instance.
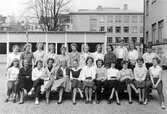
[5,40,165,109]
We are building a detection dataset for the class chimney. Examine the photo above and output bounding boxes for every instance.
[123,4,128,10]
[97,5,103,10]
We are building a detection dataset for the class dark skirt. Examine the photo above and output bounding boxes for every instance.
[120,79,133,90]
[134,80,146,89]
[71,79,83,89]
[18,78,33,92]
[107,80,121,91]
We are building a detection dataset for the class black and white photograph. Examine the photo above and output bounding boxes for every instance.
[0,0,167,114]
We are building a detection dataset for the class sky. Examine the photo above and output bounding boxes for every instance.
[0,0,144,17]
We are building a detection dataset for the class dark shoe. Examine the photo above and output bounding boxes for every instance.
[107,100,112,104]
[85,100,89,104]
[96,100,100,104]
[19,101,24,104]
[129,101,133,104]
[139,101,143,104]
[89,100,93,104]
[73,102,77,105]
[57,101,62,104]
[13,99,16,103]
[4,99,9,103]
[116,102,121,105]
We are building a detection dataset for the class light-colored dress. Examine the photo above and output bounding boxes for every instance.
[69,51,80,67]
[33,50,45,63]
[79,52,93,67]
[7,52,21,67]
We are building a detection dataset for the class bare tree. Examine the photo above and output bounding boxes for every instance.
[29,0,71,31]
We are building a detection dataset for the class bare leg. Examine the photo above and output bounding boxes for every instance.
[85,87,89,102]
[78,88,83,98]
[73,88,77,104]
[58,88,64,104]
[138,89,142,103]
[109,88,115,100]
[115,91,120,105]
[130,84,138,94]
[88,87,93,103]
[127,84,132,103]
[141,89,145,103]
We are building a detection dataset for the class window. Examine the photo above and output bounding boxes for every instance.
[124,26,129,33]
[107,26,113,33]
[99,15,105,23]
[131,15,138,23]
[124,37,129,43]
[140,37,144,44]
[99,26,105,32]
[140,15,143,23]
[90,16,97,31]
[131,37,137,44]
[107,15,113,23]
[152,23,156,44]
[115,15,122,23]
[124,15,129,23]
[115,26,121,33]
[131,26,138,33]
[107,37,113,43]
[115,37,121,43]
[158,20,164,43]
[0,43,7,54]
[140,26,143,33]
[146,0,149,16]
[146,31,149,45]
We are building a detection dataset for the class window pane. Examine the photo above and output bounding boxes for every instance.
[115,26,121,33]
[124,15,129,23]
[115,15,122,23]
[0,43,7,54]
[124,26,129,33]
[107,26,113,33]
[107,37,113,43]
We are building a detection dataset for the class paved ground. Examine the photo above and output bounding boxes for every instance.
[0,64,167,114]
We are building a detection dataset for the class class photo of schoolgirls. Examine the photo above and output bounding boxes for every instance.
[5,40,166,110]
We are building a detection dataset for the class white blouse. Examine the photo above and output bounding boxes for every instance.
[33,50,45,62]
[134,65,147,81]
[128,49,138,63]
[93,52,104,62]
[7,66,19,81]
[7,52,21,67]
[80,66,96,80]
[142,52,159,63]
[149,65,162,78]
[32,67,44,81]
[115,46,128,60]
[107,67,119,80]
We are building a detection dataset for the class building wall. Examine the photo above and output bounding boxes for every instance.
[145,0,167,45]
[70,13,143,44]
